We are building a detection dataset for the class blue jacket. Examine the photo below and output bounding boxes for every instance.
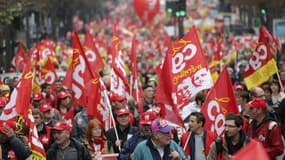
[119,131,147,160]
[133,138,187,160]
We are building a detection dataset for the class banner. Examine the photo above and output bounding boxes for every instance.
[243,26,278,90]
[201,67,239,136]
[133,0,160,23]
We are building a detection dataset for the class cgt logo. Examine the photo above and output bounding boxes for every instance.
[206,97,229,136]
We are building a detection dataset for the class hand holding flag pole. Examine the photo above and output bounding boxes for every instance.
[99,78,121,151]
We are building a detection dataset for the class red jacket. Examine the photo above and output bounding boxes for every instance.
[180,130,217,158]
[246,118,284,160]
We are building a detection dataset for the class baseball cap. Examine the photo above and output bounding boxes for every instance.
[151,119,173,133]
[140,111,157,125]
[52,121,72,131]
[57,91,68,99]
[0,120,16,132]
[116,108,130,116]
[0,97,7,108]
[39,104,52,112]
[110,94,125,102]
[246,98,267,110]
[33,92,44,101]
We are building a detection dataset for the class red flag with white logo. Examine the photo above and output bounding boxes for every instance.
[243,26,278,90]
[62,32,93,107]
[201,66,239,136]
[84,31,104,75]
[12,42,29,71]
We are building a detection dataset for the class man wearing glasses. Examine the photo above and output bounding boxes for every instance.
[207,113,250,160]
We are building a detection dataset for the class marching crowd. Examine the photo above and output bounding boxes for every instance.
[0,73,285,160]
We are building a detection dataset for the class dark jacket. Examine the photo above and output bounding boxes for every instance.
[1,135,32,160]
[119,131,147,160]
[46,138,91,160]
[105,125,139,153]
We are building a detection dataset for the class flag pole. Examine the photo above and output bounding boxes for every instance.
[276,71,284,91]
[183,132,191,151]
[100,78,121,151]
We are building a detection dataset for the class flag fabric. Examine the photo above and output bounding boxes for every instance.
[62,32,93,107]
[230,139,269,160]
[83,31,104,75]
[16,62,33,119]
[27,113,47,159]
[155,26,213,127]
[86,77,103,123]
[243,26,278,90]
[36,58,58,85]
[12,42,29,71]
[209,39,222,68]
[130,36,141,102]
[110,26,130,97]
[201,66,239,136]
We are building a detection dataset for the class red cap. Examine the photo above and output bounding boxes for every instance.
[39,104,52,112]
[52,121,72,131]
[140,111,157,125]
[110,94,125,102]
[116,108,130,116]
[0,120,16,132]
[0,97,7,108]
[57,91,68,99]
[246,98,267,110]
[33,92,44,101]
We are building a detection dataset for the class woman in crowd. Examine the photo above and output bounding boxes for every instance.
[85,119,112,159]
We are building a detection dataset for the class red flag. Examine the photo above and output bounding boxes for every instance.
[243,26,278,90]
[209,39,222,68]
[111,26,130,96]
[86,77,103,122]
[12,42,29,71]
[27,113,46,159]
[16,62,33,119]
[133,0,160,23]
[201,66,239,136]
[62,32,93,106]
[230,139,270,160]
[130,36,141,102]
[84,31,104,75]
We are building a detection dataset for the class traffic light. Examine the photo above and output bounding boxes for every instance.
[261,8,266,15]
[165,0,186,17]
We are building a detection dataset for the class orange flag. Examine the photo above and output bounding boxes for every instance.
[201,66,239,136]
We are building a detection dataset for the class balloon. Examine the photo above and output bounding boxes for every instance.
[133,0,160,23]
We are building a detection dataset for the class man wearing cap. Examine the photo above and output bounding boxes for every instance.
[32,92,45,108]
[39,103,60,127]
[137,85,155,113]
[46,120,91,160]
[0,120,32,160]
[119,111,157,160]
[246,98,284,160]
[106,108,139,153]
[32,108,53,151]
[133,118,187,160]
